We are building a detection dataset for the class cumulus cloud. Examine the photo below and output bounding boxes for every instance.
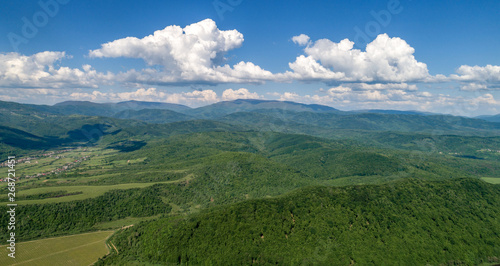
[286,33,430,83]
[0,51,113,89]
[90,19,275,85]
[286,55,347,81]
[171,89,218,104]
[269,87,500,116]
[354,83,418,91]
[68,87,219,106]
[0,88,68,103]
[66,88,257,107]
[448,65,500,91]
[222,88,261,101]
[452,65,500,83]
[460,83,489,91]
[292,34,311,46]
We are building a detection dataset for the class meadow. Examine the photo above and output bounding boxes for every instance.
[0,231,114,266]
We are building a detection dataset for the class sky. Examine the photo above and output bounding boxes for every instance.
[0,0,499,116]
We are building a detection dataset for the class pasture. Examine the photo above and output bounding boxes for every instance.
[0,230,114,266]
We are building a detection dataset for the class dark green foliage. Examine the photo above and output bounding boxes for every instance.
[153,152,315,209]
[0,125,63,158]
[102,120,245,144]
[0,187,171,241]
[102,179,500,265]
[6,190,83,201]
[107,140,147,152]
[220,110,500,136]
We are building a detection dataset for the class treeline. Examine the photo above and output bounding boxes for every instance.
[0,187,171,241]
[99,178,500,265]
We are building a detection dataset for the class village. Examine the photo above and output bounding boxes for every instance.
[0,148,92,181]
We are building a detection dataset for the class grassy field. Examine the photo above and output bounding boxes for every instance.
[482,177,500,184]
[1,174,193,205]
[93,215,160,230]
[0,230,114,266]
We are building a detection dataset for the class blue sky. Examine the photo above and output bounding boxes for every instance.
[0,0,499,116]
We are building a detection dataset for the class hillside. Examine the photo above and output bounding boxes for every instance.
[220,110,500,135]
[477,114,500,123]
[99,178,500,265]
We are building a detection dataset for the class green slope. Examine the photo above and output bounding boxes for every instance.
[100,178,500,265]
[220,110,500,135]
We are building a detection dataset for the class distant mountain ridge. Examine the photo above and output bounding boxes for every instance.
[477,114,500,123]
[183,99,338,118]
[1,99,500,139]
[53,100,191,115]
[354,109,436,116]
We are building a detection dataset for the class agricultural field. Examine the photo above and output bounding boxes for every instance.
[0,146,193,205]
[482,177,500,184]
[0,231,114,266]
[0,178,191,205]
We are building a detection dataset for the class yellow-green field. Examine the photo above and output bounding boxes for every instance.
[0,230,114,266]
[4,174,193,205]
[482,177,500,184]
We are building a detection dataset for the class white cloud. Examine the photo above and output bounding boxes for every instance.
[21,86,259,107]
[452,65,500,83]
[460,83,488,91]
[268,88,500,116]
[171,89,218,104]
[470,93,499,106]
[354,83,418,91]
[90,19,275,85]
[0,88,68,103]
[287,33,430,83]
[328,86,352,93]
[222,88,261,101]
[90,19,243,69]
[0,51,113,89]
[326,86,389,102]
[68,88,220,107]
[292,34,310,46]
[286,55,346,81]
[448,65,500,91]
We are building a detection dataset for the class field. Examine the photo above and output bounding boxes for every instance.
[1,174,192,205]
[482,177,500,184]
[0,231,114,266]
[0,147,193,205]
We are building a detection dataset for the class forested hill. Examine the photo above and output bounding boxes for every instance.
[99,178,500,265]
